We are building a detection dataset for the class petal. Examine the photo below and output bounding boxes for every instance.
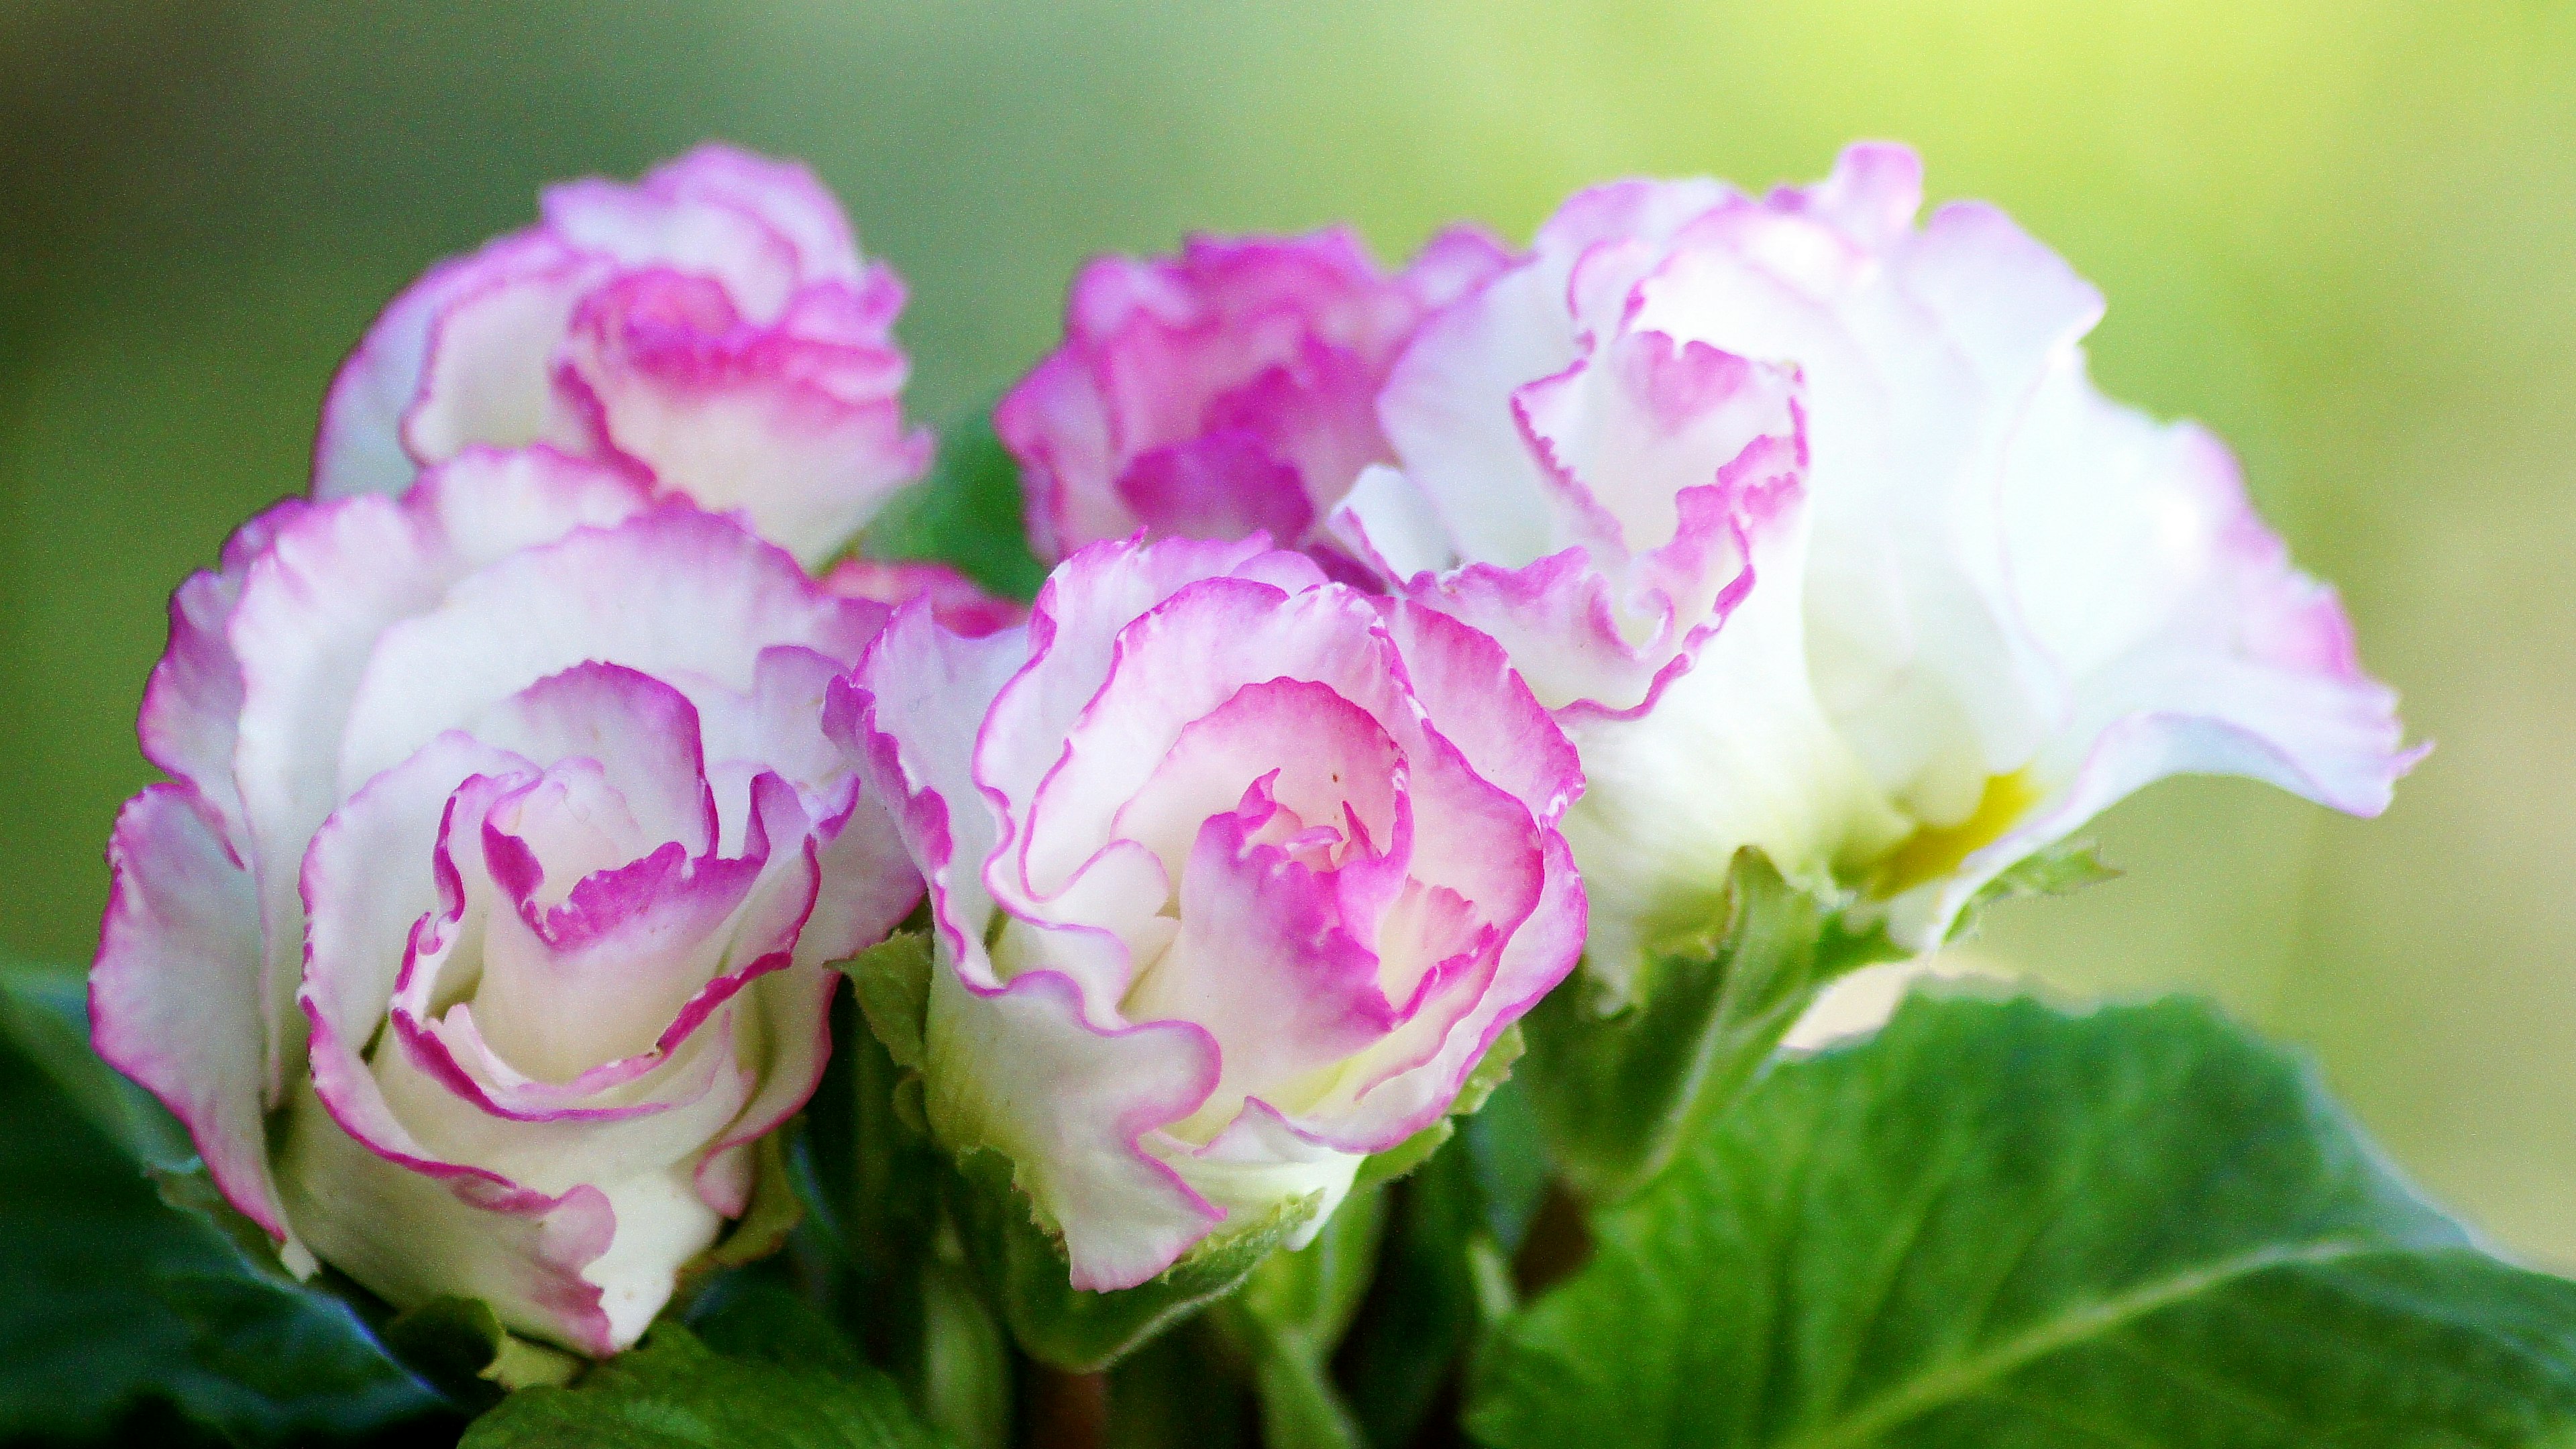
[313,233,579,499]
[834,604,1031,989]
[1124,809,1397,1129]
[1884,401,2422,945]
[1170,1099,1362,1249]
[232,451,649,1093]
[402,246,616,468]
[922,966,1221,1291]
[1375,257,1579,569]
[975,535,1326,839]
[300,738,531,1075]
[91,784,288,1239]
[138,497,312,838]
[464,662,716,853]
[337,507,879,796]
[559,269,932,566]
[1113,431,1316,546]
[274,1079,633,1354]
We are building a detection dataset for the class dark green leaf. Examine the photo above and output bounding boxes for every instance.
[946,1147,1314,1372]
[0,955,193,1170]
[859,405,1047,601]
[1519,851,1904,1203]
[460,1324,949,1448]
[381,1296,580,1399]
[0,962,440,1443]
[1470,991,2576,1449]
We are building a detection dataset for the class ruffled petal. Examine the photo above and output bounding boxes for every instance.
[922,966,1220,1291]
[336,507,880,796]
[91,784,288,1238]
[559,269,931,566]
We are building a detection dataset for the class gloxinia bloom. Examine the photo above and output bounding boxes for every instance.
[997,226,1511,564]
[1334,144,2419,983]
[91,448,920,1354]
[833,535,1585,1289]
[313,144,930,568]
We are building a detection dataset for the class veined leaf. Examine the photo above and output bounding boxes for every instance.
[460,1324,947,1448]
[1471,992,2576,1448]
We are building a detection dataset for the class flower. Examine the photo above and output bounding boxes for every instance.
[1334,144,2420,981]
[997,226,1512,565]
[91,448,921,1354]
[831,534,1585,1289]
[313,144,931,568]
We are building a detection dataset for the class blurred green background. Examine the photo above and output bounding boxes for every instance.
[3,0,2569,1263]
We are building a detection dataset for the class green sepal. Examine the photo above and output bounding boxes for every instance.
[1947,835,2119,941]
[459,1323,949,1448]
[384,1297,581,1397]
[1472,990,2576,1449]
[856,401,1047,602]
[839,930,935,1071]
[945,1146,1320,1372]
[1519,849,1905,1203]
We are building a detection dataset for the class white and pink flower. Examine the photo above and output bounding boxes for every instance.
[832,535,1584,1289]
[91,448,920,1354]
[314,144,930,568]
[997,227,1511,564]
[1334,144,2421,979]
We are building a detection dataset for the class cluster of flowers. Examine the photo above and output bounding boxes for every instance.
[93,144,2416,1356]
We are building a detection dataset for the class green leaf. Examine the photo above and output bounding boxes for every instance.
[1519,850,1904,1203]
[1470,991,2576,1449]
[1354,1024,1524,1193]
[0,962,441,1442]
[460,1324,949,1448]
[859,405,1046,601]
[945,1146,1316,1372]
[0,955,193,1170]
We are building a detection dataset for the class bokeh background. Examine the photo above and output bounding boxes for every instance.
[3,1,2569,1260]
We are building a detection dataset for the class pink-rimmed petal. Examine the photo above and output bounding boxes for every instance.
[275,1079,629,1355]
[464,662,717,855]
[559,269,931,567]
[923,967,1222,1292]
[91,784,287,1239]
[1125,812,1395,1130]
[138,498,311,839]
[337,506,880,796]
